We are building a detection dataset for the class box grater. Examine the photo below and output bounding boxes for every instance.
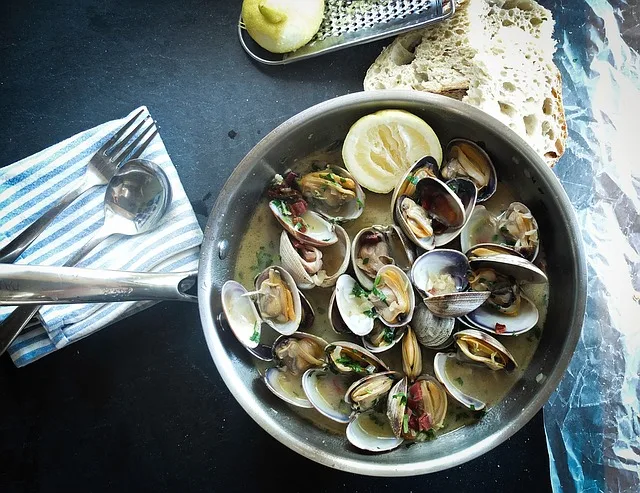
[238,0,456,65]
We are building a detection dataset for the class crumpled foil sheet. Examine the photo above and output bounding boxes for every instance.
[544,0,640,491]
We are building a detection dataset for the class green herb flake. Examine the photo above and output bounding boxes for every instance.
[470,404,476,411]
[492,234,500,242]
[363,309,377,318]
[320,173,336,183]
[362,257,369,265]
[249,322,260,343]
[383,327,395,344]
[392,392,408,406]
[369,413,386,428]
[254,251,274,272]
[356,198,364,209]
[335,356,365,373]
[455,377,464,386]
[340,177,347,184]
[407,175,419,185]
[402,413,410,434]
[316,307,326,315]
[351,283,368,298]
[371,286,387,304]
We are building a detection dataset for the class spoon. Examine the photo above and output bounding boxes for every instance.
[0,158,171,355]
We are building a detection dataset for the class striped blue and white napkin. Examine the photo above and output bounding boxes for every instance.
[0,107,203,367]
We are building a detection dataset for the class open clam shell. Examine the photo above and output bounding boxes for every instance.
[460,203,540,262]
[394,176,466,251]
[441,139,497,203]
[362,321,406,353]
[280,225,351,290]
[370,265,415,328]
[390,155,441,218]
[253,266,302,336]
[298,165,366,223]
[269,200,338,247]
[465,243,525,259]
[325,341,390,375]
[302,368,354,423]
[346,411,404,452]
[345,371,403,414]
[386,377,408,438]
[220,280,265,350]
[468,254,548,284]
[411,249,490,318]
[352,225,415,290]
[264,367,314,408]
[461,294,539,336]
[410,303,455,349]
[264,332,329,409]
[433,352,486,411]
[454,329,517,371]
[334,274,375,336]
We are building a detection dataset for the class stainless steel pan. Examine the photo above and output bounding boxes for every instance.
[1,92,587,476]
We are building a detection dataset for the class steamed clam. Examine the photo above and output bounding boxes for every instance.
[325,341,389,375]
[280,225,351,289]
[345,371,402,414]
[441,139,497,202]
[264,332,328,408]
[410,249,490,318]
[251,266,302,335]
[410,303,455,350]
[352,225,415,290]
[460,202,540,261]
[394,176,466,251]
[298,166,365,222]
[362,321,406,353]
[401,326,422,382]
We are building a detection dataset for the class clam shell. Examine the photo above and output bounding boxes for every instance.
[433,352,486,411]
[465,243,525,259]
[299,291,315,330]
[254,266,302,336]
[269,200,338,247]
[442,139,497,203]
[461,294,539,336]
[390,155,441,219]
[436,178,477,246]
[361,322,406,353]
[411,303,455,349]
[220,280,262,349]
[346,412,404,452]
[302,368,354,423]
[386,376,408,438]
[279,226,351,289]
[325,341,390,375]
[454,328,518,371]
[345,371,403,413]
[468,254,548,284]
[411,249,489,318]
[264,367,313,408]
[351,225,415,290]
[271,331,328,367]
[334,274,375,336]
[373,265,415,328]
[328,289,352,335]
[300,165,366,223]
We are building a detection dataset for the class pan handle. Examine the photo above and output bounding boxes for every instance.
[0,264,198,305]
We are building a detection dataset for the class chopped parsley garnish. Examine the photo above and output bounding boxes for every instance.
[351,283,368,298]
[368,413,387,427]
[362,257,369,265]
[407,175,419,185]
[251,250,274,273]
[335,356,365,373]
[272,199,291,216]
[249,322,260,343]
[417,430,436,441]
[339,177,347,184]
[455,377,464,386]
[383,327,395,344]
[363,309,377,318]
[356,198,364,209]
[492,234,500,242]
[373,275,382,288]
[371,286,387,304]
[392,392,408,406]
[402,413,410,434]
[470,404,476,411]
[320,173,336,183]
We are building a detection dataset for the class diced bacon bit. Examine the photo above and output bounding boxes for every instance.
[495,323,507,334]
[417,413,433,431]
[292,217,307,233]
[284,171,299,186]
[290,200,308,216]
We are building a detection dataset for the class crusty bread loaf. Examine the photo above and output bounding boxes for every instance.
[363,0,566,166]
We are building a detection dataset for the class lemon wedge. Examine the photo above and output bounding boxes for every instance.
[242,0,325,54]
[342,110,443,194]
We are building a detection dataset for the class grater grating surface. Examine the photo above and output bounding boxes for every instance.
[238,0,454,65]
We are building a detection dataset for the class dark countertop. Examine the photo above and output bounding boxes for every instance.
[0,1,551,491]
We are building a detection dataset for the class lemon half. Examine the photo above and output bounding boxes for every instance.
[342,110,443,194]
[242,0,325,54]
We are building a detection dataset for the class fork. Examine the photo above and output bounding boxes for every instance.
[0,109,157,264]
